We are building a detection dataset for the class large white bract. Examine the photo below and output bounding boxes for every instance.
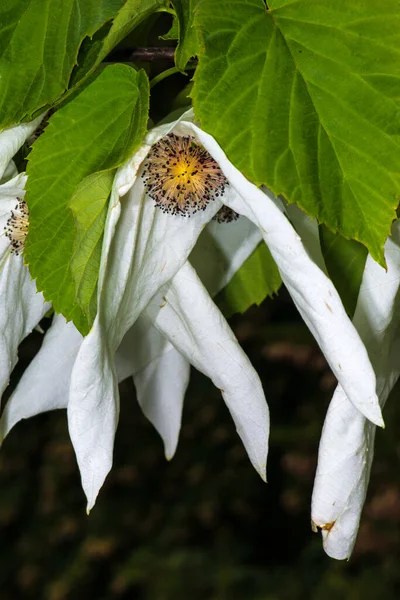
[311,220,400,559]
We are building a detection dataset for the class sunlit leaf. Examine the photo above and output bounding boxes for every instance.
[193,0,400,264]
[0,0,125,127]
[25,65,149,333]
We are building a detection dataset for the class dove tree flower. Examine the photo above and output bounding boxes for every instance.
[53,111,381,510]
[311,220,400,560]
[0,113,383,515]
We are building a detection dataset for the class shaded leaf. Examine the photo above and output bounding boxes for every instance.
[216,243,282,317]
[320,226,368,318]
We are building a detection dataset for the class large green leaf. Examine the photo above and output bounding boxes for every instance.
[216,243,282,317]
[0,0,125,128]
[25,64,149,334]
[70,170,115,330]
[320,226,368,318]
[71,0,170,87]
[171,0,201,71]
[192,0,400,265]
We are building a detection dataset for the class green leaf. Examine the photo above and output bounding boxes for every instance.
[71,0,170,87]
[320,226,368,318]
[193,0,400,265]
[160,16,179,41]
[0,0,125,128]
[172,0,201,71]
[70,170,115,330]
[25,64,149,334]
[216,243,282,318]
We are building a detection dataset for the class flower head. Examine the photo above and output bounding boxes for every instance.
[141,132,227,215]
[4,198,29,254]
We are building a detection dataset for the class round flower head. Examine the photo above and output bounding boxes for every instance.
[4,199,29,255]
[141,133,228,216]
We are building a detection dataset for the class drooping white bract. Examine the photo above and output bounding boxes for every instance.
[115,314,190,460]
[311,220,400,560]
[146,261,269,476]
[0,314,82,439]
[67,110,380,511]
[0,173,50,400]
[187,120,381,428]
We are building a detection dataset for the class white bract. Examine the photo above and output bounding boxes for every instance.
[0,116,43,181]
[0,118,49,400]
[311,220,400,559]
[146,261,269,475]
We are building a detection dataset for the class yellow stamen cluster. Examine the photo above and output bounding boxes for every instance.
[4,199,29,255]
[141,133,228,216]
[213,206,240,224]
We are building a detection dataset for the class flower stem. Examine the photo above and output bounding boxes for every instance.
[150,67,181,88]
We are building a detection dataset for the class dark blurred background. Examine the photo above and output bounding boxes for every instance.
[1,288,400,600]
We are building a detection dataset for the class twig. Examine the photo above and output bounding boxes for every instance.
[129,47,176,62]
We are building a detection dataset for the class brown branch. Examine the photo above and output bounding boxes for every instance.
[129,47,176,62]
